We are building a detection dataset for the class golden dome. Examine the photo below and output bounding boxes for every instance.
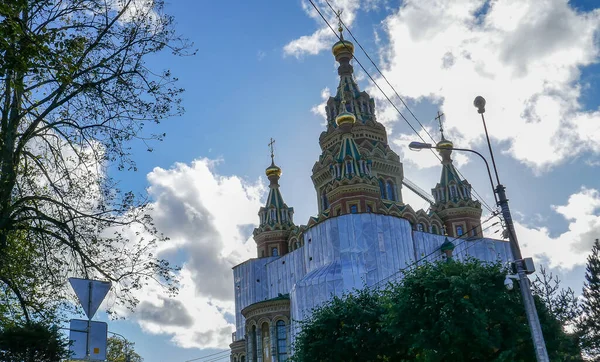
[436,139,454,149]
[332,40,354,58]
[265,163,282,178]
[336,110,356,127]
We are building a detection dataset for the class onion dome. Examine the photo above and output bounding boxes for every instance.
[266,161,282,178]
[332,39,354,58]
[335,100,356,130]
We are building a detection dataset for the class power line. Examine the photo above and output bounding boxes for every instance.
[185,349,230,362]
[309,0,496,213]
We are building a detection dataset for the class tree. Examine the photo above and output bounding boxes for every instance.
[533,265,581,328]
[291,287,392,362]
[106,336,143,362]
[0,0,191,323]
[0,321,69,362]
[291,260,582,362]
[580,238,600,359]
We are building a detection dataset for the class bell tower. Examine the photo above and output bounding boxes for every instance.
[430,113,482,238]
[253,139,296,257]
[311,18,405,219]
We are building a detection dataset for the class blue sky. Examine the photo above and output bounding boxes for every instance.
[82,1,600,361]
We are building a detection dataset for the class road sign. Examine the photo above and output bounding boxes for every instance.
[69,278,111,319]
[69,319,107,361]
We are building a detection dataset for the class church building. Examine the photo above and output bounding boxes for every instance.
[229,29,512,362]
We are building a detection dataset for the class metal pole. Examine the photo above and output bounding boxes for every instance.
[496,185,549,361]
[86,282,92,361]
[474,95,549,361]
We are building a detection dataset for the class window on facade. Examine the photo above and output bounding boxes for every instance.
[272,247,279,257]
[350,205,358,214]
[251,326,257,362]
[347,161,353,175]
[366,205,372,213]
[450,185,457,198]
[262,323,271,361]
[386,181,395,201]
[270,209,276,221]
[336,208,341,216]
[417,223,424,232]
[281,210,286,221]
[432,225,439,234]
[379,179,386,198]
[276,320,287,361]
[234,358,238,362]
[456,225,464,236]
[261,250,265,258]
[241,357,246,362]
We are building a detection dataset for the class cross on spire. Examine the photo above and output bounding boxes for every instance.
[268,138,276,163]
[435,111,445,139]
[335,8,344,39]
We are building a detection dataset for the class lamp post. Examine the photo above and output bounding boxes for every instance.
[408,102,550,361]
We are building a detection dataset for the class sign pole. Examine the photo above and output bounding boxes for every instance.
[86,281,92,361]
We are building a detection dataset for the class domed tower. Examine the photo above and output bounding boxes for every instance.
[253,140,296,257]
[311,24,404,218]
[430,117,482,238]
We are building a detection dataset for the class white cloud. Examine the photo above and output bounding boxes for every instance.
[515,187,600,269]
[375,0,600,171]
[117,158,265,349]
[311,87,331,125]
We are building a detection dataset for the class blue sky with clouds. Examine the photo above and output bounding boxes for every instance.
[83,1,600,361]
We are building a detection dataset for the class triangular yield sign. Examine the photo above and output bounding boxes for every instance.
[69,278,112,319]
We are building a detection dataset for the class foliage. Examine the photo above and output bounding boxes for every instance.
[0,0,192,323]
[0,321,69,362]
[292,260,582,362]
[533,266,582,328]
[106,336,143,362]
[291,287,392,362]
[580,239,600,359]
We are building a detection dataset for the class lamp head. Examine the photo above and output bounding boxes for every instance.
[408,141,433,151]
[474,96,486,114]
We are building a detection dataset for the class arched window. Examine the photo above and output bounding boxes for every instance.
[417,223,424,232]
[241,357,246,362]
[449,185,457,199]
[350,205,358,214]
[272,247,278,257]
[386,181,395,201]
[262,323,271,361]
[432,225,439,234]
[276,320,287,361]
[270,209,276,221]
[456,225,464,236]
[251,326,257,362]
[379,179,386,198]
[281,210,286,221]
[234,357,238,362]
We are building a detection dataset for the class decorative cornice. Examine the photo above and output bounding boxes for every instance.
[241,298,290,320]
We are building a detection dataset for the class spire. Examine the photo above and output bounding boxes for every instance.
[265,137,282,185]
[435,111,453,164]
[254,139,296,258]
[430,112,482,238]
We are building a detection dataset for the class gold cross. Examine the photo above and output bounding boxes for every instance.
[435,111,445,138]
[268,138,276,162]
[335,9,344,38]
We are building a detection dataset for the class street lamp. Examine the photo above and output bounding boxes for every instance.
[407,98,549,361]
[472,96,549,361]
